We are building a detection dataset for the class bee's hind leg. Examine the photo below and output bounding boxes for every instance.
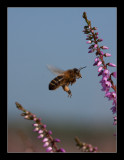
[67,90,72,98]
[62,85,72,98]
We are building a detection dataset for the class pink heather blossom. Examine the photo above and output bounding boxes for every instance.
[110,106,116,114]
[105,92,116,100]
[58,148,66,152]
[94,44,98,48]
[98,38,103,42]
[38,129,43,134]
[88,49,94,53]
[95,57,99,62]
[102,69,110,78]
[98,66,103,72]
[100,51,104,55]
[46,146,53,152]
[97,61,102,66]
[37,134,44,139]
[111,72,117,78]
[54,138,61,142]
[43,142,49,147]
[107,63,116,67]
[86,40,92,44]
[42,138,48,142]
[101,46,109,49]
[104,53,111,57]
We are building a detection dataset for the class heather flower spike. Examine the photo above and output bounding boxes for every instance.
[15,102,66,153]
[82,12,117,127]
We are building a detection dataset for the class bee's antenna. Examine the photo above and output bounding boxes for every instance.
[79,66,87,71]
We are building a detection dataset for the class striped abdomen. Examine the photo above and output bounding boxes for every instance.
[49,75,64,90]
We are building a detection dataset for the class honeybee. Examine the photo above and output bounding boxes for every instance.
[47,65,86,97]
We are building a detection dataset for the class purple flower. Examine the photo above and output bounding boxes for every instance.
[97,38,103,42]
[110,106,116,114]
[107,63,116,67]
[105,92,116,100]
[42,138,48,142]
[97,61,102,66]
[43,142,49,147]
[54,138,61,142]
[94,44,98,48]
[58,148,66,152]
[113,116,117,125]
[104,53,111,57]
[32,123,39,127]
[111,72,117,78]
[33,127,39,132]
[48,130,52,135]
[98,66,103,72]
[88,49,94,53]
[86,40,92,44]
[46,146,53,152]
[102,69,110,78]
[101,46,109,49]
[37,134,44,139]
[100,51,104,55]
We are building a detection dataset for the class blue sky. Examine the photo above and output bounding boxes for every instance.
[8,7,116,128]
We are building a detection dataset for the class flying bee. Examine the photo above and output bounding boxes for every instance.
[47,65,86,97]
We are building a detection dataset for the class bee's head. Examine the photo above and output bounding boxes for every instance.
[74,66,86,79]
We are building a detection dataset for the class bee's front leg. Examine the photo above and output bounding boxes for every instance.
[71,78,76,86]
[62,85,72,98]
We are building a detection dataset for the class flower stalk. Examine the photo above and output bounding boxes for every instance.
[82,12,117,126]
[15,102,65,152]
[75,136,98,152]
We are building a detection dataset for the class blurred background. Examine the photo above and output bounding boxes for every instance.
[8,7,117,152]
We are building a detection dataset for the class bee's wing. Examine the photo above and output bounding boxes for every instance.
[47,65,65,75]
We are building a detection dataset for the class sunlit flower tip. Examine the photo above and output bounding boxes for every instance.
[101,46,109,49]
[94,44,98,48]
[98,66,103,72]
[46,146,53,152]
[38,129,43,134]
[58,148,66,152]
[24,115,29,119]
[42,138,48,142]
[86,40,92,44]
[104,53,111,57]
[33,117,37,121]
[97,61,102,66]
[111,72,117,78]
[33,127,39,132]
[37,134,44,139]
[107,63,116,67]
[48,130,52,135]
[43,142,49,147]
[54,138,61,142]
[32,123,38,127]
